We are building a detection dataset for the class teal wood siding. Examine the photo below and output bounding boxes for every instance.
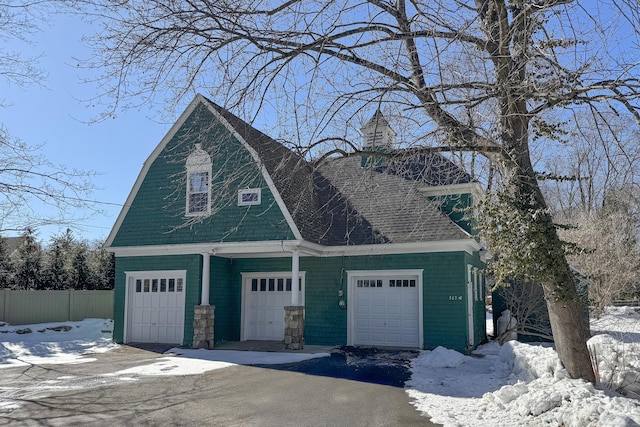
[428,193,478,235]
[224,257,347,346]
[111,103,295,247]
[208,252,478,352]
[209,256,240,343]
[419,252,469,351]
[113,255,202,345]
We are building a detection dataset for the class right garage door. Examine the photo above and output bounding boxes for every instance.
[351,273,421,348]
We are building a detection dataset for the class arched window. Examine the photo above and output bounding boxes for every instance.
[186,144,212,216]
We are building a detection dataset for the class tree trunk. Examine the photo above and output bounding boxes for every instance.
[545,287,595,382]
[517,167,596,382]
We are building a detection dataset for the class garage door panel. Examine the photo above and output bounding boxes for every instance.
[353,275,420,348]
[128,272,185,344]
[244,274,305,341]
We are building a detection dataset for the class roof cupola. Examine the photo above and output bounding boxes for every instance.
[360,109,396,167]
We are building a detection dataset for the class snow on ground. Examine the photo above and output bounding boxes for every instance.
[0,318,119,368]
[1,308,639,426]
[0,319,329,414]
[406,306,640,427]
[105,349,329,377]
[0,319,328,374]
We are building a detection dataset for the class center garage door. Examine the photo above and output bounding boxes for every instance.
[242,273,305,341]
[125,271,186,344]
[348,270,423,348]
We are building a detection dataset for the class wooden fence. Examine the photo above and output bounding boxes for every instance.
[0,290,114,325]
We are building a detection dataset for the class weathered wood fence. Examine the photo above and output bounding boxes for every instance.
[0,290,114,325]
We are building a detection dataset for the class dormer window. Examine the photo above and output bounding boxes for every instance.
[186,144,212,216]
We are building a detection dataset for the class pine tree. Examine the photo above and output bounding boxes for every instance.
[15,228,42,289]
[0,236,15,289]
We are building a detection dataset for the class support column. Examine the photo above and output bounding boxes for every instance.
[201,252,210,306]
[193,252,214,349]
[192,305,215,349]
[291,249,299,306]
[284,306,304,350]
[285,249,304,349]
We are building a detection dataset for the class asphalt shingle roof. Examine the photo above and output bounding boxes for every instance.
[317,157,470,243]
[203,97,471,246]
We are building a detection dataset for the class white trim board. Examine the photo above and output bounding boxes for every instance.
[107,238,482,258]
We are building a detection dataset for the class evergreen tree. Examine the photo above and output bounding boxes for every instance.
[71,244,90,289]
[87,243,115,290]
[0,236,15,288]
[43,241,69,289]
[14,228,42,289]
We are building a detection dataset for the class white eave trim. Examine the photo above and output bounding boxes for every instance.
[418,182,484,199]
[104,94,303,247]
[106,238,482,258]
[104,97,203,247]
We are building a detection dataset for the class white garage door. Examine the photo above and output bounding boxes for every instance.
[243,274,304,341]
[351,273,421,348]
[126,271,186,344]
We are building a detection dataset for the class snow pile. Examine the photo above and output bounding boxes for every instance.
[413,346,466,368]
[588,337,640,399]
[0,318,118,367]
[1,308,639,426]
[407,306,640,427]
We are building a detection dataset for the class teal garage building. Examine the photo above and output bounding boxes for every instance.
[106,95,487,352]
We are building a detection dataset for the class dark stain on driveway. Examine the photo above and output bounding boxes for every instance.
[254,346,419,387]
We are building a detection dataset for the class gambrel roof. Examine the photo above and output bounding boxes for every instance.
[204,96,471,245]
[106,95,477,250]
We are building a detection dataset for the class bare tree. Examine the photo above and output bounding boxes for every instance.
[537,112,640,316]
[0,0,98,232]
[495,278,553,344]
[541,113,640,217]
[0,0,47,91]
[561,189,640,316]
[75,0,640,382]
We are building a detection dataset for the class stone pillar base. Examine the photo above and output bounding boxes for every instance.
[284,306,304,350]
[192,305,215,349]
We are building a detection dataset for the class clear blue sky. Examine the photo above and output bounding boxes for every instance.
[3,4,636,245]
[3,13,176,244]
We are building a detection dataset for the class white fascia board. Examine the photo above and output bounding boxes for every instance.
[301,239,482,256]
[200,97,303,241]
[107,238,482,258]
[104,96,203,247]
[418,182,484,198]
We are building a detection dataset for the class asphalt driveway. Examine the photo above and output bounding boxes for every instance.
[0,346,439,426]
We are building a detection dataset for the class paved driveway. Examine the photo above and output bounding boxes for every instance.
[0,346,439,426]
